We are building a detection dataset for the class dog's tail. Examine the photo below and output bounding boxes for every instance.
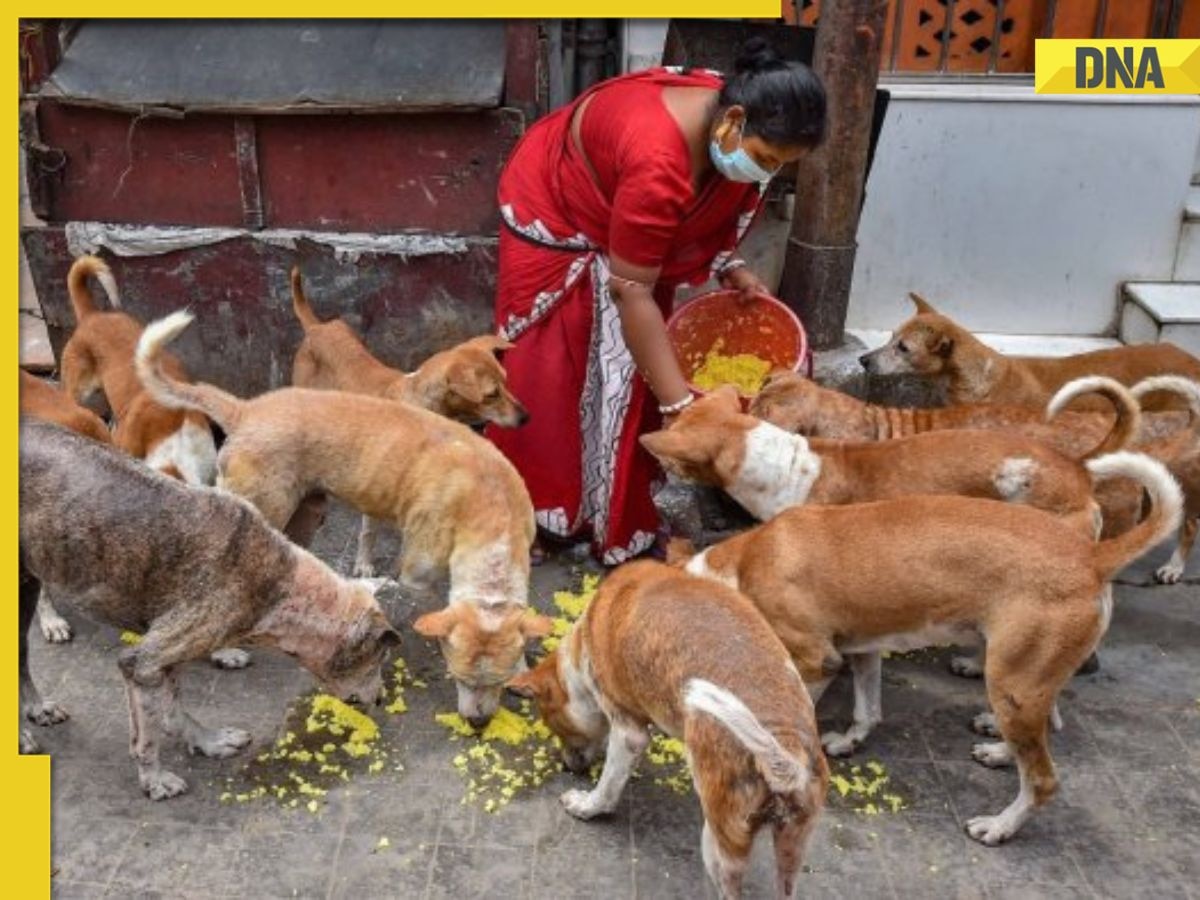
[1088,452,1183,581]
[67,255,120,321]
[684,679,811,795]
[1046,376,1141,461]
[135,311,244,431]
[1131,376,1200,451]
[290,267,321,330]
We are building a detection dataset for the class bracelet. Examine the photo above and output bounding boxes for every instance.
[716,257,747,277]
[609,273,655,291]
[658,393,695,416]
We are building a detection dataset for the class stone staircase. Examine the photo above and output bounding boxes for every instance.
[1120,184,1200,357]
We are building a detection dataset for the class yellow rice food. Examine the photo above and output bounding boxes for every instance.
[690,340,772,396]
[436,702,562,813]
[221,681,407,814]
[827,759,906,815]
[542,573,600,653]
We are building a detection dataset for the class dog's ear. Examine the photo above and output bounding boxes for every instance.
[519,612,555,639]
[909,292,938,315]
[466,335,516,358]
[934,335,955,359]
[506,669,543,699]
[448,366,486,404]
[639,429,692,462]
[413,607,459,639]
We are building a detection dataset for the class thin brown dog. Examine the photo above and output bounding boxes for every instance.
[642,387,1104,539]
[136,310,549,726]
[859,293,1200,411]
[289,267,529,576]
[681,453,1182,845]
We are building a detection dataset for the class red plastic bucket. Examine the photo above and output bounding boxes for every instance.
[666,289,809,405]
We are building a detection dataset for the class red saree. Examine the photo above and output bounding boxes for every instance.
[488,67,764,564]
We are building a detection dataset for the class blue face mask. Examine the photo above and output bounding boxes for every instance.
[709,122,779,184]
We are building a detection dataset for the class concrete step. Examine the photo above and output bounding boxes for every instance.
[1175,188,1200,278]
[848,328,1123,357]
[1120,282,1200,357]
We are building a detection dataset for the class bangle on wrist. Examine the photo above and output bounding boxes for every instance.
[717,258,747,278]
[658,393,694,416]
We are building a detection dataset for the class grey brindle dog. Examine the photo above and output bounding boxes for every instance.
[19,418,398,799]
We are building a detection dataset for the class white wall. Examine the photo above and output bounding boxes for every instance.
[847,84,1200,336]
[621,20,668,73]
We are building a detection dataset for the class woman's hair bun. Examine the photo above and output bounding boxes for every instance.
[733,36,785,76]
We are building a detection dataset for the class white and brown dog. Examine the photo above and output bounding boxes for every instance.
[289,267,529,577]
[137,310,550,726]
[678,453,1181,845]
[642,386,1110,539]
[509,560,827,899]
[59,255,217,484]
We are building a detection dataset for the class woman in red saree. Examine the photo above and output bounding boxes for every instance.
[489,41,826,564]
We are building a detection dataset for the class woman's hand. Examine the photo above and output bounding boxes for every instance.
[722,266,769,305]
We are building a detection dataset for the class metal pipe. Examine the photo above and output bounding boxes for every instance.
[546,20,566,111]
[576,19,608,94]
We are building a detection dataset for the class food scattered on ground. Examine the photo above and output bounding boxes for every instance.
[542,572,600,653]
[385,656,426,715]
[436,703,562,813]
[119,631,143,646]
[827,759,906,815]
[646,734,692,795]
[220,683,404,813]
[691,339,772,395]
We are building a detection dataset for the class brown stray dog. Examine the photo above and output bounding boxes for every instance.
[641,387,1103,539]
[290,268,526,425]
[859,293,1200,411]
[59,255,216,484]
[509,560,827,899]
[20,418,397,798]
[289,268,529,576]
[680,453,1182,845]
[137,311,550,726]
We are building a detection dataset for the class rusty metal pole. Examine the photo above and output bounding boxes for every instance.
[777,0,889,350]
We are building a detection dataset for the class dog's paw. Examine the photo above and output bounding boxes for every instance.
[965,813,1017,846]
[820,730,862,758]
[949,655,984,678]
[971,741,1014,769]
[24,700,69,727]
[1154,560,1185,585]
[970,712,999,737]
[39,612,73,644]
[19,728,41,755]
[210,648,252,670]
[560,789,604,820]
[141,770,189,801]
[190,726,252,759]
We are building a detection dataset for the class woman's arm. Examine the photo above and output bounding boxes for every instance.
[608,256,692,412]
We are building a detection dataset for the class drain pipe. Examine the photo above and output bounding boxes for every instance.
[576,19,609,93]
